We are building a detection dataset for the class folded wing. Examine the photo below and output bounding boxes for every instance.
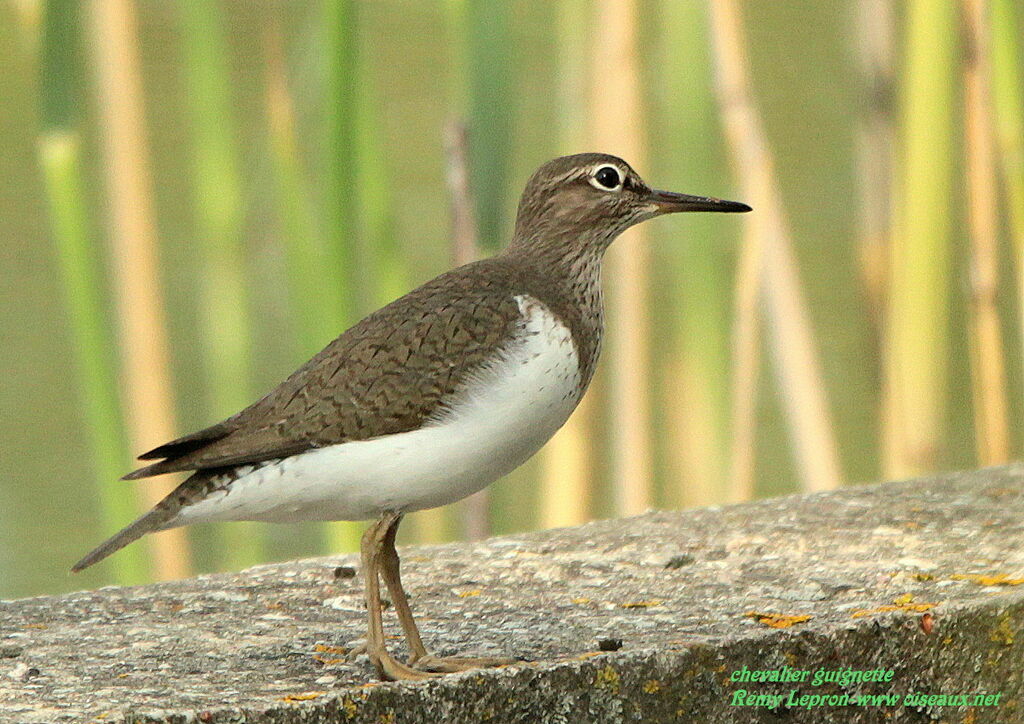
[122,260,524,480]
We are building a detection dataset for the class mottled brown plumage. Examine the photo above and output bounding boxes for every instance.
[124,256,598,481]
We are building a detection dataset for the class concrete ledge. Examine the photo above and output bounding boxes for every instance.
[3,466,1024,723]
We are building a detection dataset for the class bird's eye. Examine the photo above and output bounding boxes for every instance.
[591,165,623,191]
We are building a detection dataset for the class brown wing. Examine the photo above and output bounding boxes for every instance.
[123,260,524,480]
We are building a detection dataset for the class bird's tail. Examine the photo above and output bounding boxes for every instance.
[71,506,175,573]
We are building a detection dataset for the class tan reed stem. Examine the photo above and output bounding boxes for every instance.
[963,0,1011,464]
[590,0,654,516]
[709,0,845,494]
[85,0,192,579]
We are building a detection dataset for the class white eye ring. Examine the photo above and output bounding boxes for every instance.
[589,164,624,192]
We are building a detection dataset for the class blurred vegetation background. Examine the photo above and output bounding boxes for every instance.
[2,0,1022,598]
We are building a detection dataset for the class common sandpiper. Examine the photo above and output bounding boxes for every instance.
[74,153,750,680]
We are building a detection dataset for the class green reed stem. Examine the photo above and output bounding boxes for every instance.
[321,0,358,327]
[265,26,336,355]
[656,0,733,507]
[322,0,364,553]
[178,1,263,567]
[40,0,146,583]
[355,55,403,310]
[447,0,513,253]
[883,0,958,476]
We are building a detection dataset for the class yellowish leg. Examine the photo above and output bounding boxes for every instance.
[378,514,516,673]
[360,513,437,681]
[378,514,429,661]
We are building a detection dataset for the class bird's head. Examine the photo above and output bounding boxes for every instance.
[511,153,750,256]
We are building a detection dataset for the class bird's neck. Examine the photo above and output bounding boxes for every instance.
[504,229,608,281]
[500,236,606,388]
[502,233,605,301]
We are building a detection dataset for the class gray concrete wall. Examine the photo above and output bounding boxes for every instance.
[2,465,1024,723]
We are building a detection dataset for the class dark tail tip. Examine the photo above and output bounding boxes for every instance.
[121,462,161,481]
[71,509,171,572]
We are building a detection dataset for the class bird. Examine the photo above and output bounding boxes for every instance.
[73,152,750,680]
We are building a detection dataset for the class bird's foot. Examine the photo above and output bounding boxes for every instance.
[408,653,518,673]
[348,641,442,681]
[368,647,443,681]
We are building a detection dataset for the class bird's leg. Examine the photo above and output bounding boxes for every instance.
[378,514,516,674]
[360,512,437,681]
[377,514,429,661]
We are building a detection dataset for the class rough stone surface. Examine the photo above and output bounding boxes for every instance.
[3,466,1024,723]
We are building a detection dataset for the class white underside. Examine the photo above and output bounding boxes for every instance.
[173,295,582,525]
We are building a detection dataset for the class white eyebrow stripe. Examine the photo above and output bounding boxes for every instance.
[546,162,631,189]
